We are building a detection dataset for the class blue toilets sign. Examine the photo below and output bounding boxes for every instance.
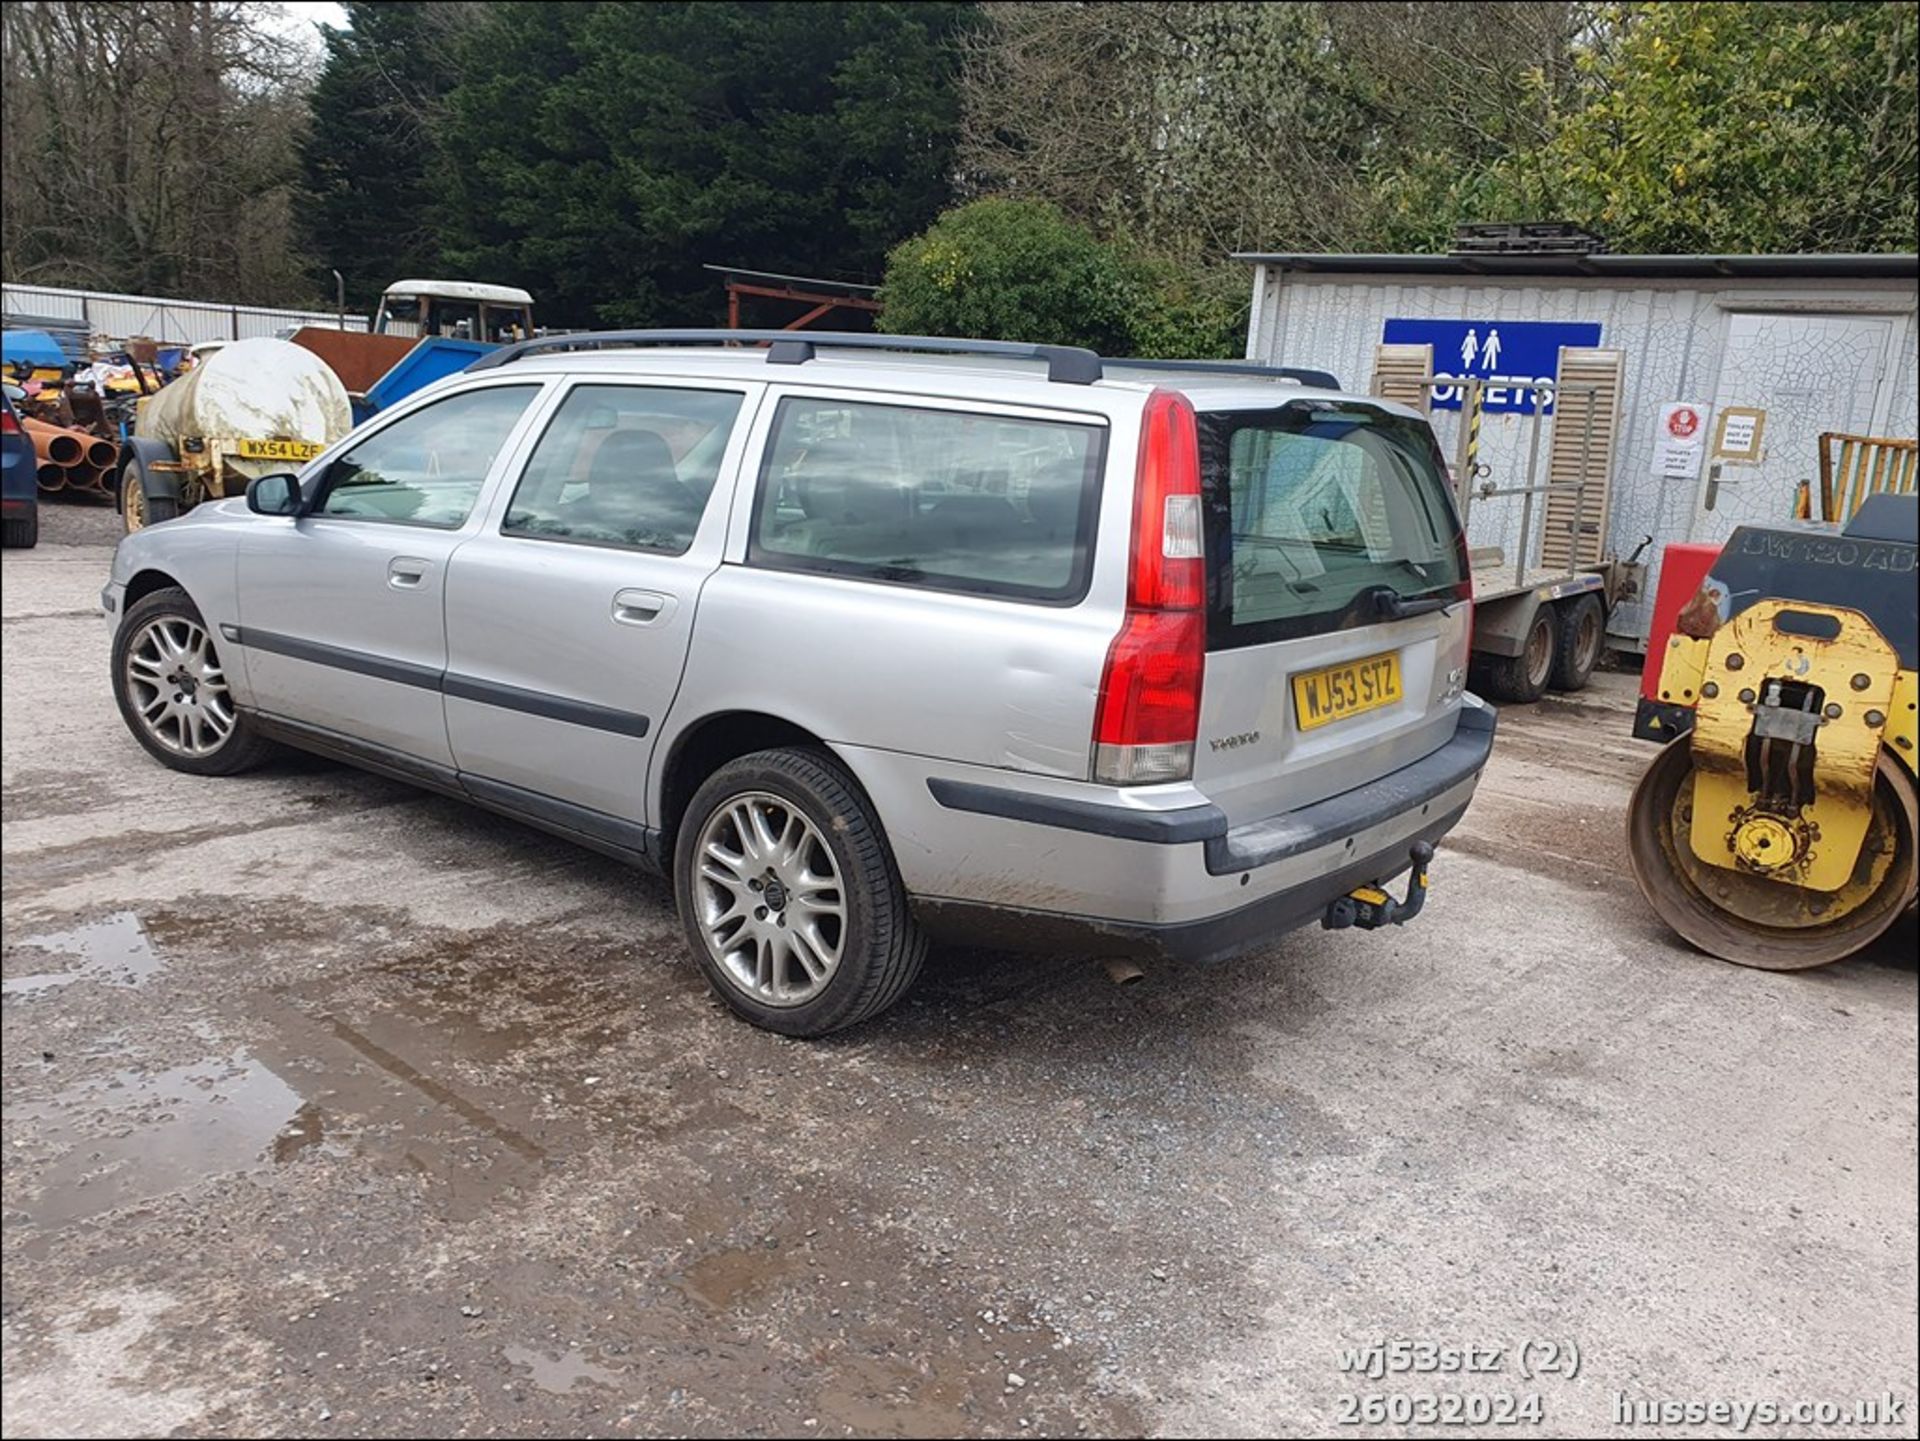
[1382,318,1601,414]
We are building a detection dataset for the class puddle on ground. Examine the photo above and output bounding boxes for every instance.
[7,908,758,1231]
[676,1243,802,1310]
[11,1052,308,1229]
[503,1342,625,1395]
[3,912,168,998]
[272,1101,328,1163]
[815,1352,978,1439]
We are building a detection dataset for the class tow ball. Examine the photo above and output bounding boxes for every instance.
[1323,842,1435,930]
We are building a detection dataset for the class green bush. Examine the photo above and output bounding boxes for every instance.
[879,198,1240,359]
[1116,252,1243,361]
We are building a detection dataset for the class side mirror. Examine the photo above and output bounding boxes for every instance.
[246,473,303,516]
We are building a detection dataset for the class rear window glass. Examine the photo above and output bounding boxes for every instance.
[1199,403,1463,646]
[750,396,1105,603]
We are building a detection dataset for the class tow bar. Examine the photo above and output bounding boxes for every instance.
[1322,842,1435,930]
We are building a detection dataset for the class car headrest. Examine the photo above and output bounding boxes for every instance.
[930,491,1022,546]
[798,442,907,527]
[1023,458,1084,535]
[589,429,676,491]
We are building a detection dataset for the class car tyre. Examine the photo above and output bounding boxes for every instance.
[1477,605,1558,704]
[122,458,179,532]
[111,585,273,775]
[674,746,926,1037]
[1,512,36,548]
[1550,593,1606,691]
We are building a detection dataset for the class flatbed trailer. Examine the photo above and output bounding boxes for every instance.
[1380,366,1627,703]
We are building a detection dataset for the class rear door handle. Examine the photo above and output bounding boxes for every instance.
[612,588,675,626]
[388,557,431,589]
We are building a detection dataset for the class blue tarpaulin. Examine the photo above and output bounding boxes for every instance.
[1,329,72,372]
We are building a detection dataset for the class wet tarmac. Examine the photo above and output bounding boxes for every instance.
[4,506,1915,1437]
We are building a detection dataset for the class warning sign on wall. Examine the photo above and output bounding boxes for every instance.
[1651,401,1711,479]
[1713,406,1767,462]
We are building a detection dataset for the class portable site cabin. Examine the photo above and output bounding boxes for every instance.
[1238,250,1920,653]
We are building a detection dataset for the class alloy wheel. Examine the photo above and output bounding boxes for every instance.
[693,791,847,1006]
[123,616,235,756]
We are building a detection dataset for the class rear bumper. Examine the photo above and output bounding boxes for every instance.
[1202,703,1494,873]
[846,695,1496,957]
[912,802,1469,963]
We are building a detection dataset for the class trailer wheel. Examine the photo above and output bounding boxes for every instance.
[1550,594,1606,692]
[122,458,179,533]
[1476,606,1558,704]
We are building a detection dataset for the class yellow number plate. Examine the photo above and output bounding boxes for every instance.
[1292,652,1403,731]
[235,438,323,462]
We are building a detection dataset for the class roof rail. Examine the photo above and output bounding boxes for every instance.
[1106,358,1342,389]
[464,328,1104,385]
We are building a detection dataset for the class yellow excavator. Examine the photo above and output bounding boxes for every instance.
[1627,494,1917,968]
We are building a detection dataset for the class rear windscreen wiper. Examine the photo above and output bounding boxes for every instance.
[1362,585,1450,621]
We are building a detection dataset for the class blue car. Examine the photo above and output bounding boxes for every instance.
[2,388,39,548]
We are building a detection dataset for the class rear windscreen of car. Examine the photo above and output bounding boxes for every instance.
[1198,402,1464,647]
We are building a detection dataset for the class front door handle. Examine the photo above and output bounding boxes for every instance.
[612,588,674,626]
[388,557,431,589]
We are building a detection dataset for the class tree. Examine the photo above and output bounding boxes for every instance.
[1,1,316,303]
[302,2,479,310]
[432,1,975,327]
[879,198,1240,357]
[957,1,1916,259]
[880,198,1135,352]
[1321,1,1584,247]
[957,2,1377,264]
[1451,2,1920,253]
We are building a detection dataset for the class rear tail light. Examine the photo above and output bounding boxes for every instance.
[1094,610,1205,784]
[1093,390,1206,786]
[1453,521,1475,652]
[0,407,19,436]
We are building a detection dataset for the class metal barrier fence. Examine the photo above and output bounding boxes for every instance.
[2,283,368,346]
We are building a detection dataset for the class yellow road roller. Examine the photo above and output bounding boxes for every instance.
[1628,494,1917,968]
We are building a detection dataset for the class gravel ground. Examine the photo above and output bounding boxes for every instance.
[3,502,1915,1438]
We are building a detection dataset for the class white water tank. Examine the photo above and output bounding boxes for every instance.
[138,337,352,481]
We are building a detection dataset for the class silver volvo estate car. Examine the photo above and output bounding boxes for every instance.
[103,331,1495,1036]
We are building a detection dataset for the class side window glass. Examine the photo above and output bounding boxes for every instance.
[749,397,1105,602]
[320,385,536,528]
[503,385,745,554]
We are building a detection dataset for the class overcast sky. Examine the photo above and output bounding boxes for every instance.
[260,1,350,54]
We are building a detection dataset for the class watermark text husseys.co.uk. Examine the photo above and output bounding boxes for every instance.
[1612,1392,1907,1430]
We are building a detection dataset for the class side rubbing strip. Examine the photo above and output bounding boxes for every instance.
[927,778,1227,844]
[443,674,650,737]
[231,626,443,691]
[230,627,649,737]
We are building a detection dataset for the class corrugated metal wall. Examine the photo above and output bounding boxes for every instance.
[2,283,369,346]
[1246,269,1920,647]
